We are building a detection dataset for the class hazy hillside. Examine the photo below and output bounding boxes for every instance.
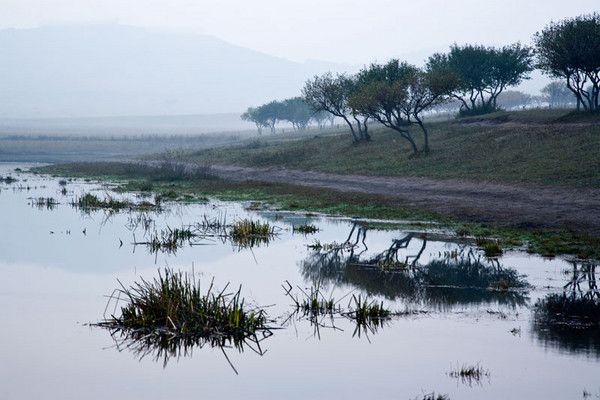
[0,24,349,118]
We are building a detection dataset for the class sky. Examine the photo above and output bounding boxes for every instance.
[1,0,598,65]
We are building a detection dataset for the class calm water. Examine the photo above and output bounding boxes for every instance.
[0,162,598,400]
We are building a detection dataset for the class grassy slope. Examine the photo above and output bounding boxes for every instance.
[183,109,600,188]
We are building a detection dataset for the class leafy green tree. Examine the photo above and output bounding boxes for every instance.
[349,60,453,154]
[303,73,370,142]
[534,13,600,112]
[428,44,534,116]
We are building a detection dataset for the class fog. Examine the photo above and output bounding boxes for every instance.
[0,1,598,122]
[0,24,351,120]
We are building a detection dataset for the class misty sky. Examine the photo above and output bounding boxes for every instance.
[2,0,598,64]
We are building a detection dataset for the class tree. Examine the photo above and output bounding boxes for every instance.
[349,60,453,154]
[496,90,532,110]
[303,73,370,142]
[241,107,269,134]
[428,44,534,116]
[312,110,334,129]
[280,97,313,131]
[541,81,576,108]
[534,13,600,112]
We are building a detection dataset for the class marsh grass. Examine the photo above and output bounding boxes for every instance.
[448,363,490,385]
[230,219,276,248]
[73,192,160,212]
[345,294,391,327]
[30,196,59,210]
[97,269,272,352]
[283,280,340,318]
[0,176,18,184]
[476,237,503,257]
[415,394,450,400]
[145,227,196,254]
[293,224,319,234]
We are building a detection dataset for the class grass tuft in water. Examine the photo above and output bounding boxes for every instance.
[448,363,490,385]
[0,176,18,184]
[230,219,275,247]
[346,294,391,327]
[293,224,319,234]
[98,268,271,343]
[283,280,339,318]
[30,197,59,209]
[414,394,450,400]
[73,192,159,212]
[476,237,503,257]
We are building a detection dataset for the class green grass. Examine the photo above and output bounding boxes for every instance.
[72,192,159,211]
[283,281,339,319]
[98,268,270,342]
[229,219,275,248]
[33,160,600,259]
[293,224,319,234]
[180,110,600,188]
[346,294,391,327]
[476,238,503,258]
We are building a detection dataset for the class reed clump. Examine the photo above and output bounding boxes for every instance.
[98,269,271,343]
[145,227,196,253]
[73,192,159,211]
[283,281,339,318]
[0,176,18,184]
[476,238,503,257]
[31,197,59,209]
[416,394,450,400]
[230,219,275,247]
[346,294,391,327]
[293,224,319,234]
[448,363,490,385]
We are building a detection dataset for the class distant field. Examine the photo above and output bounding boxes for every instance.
[182,109,600,188]
[0,133,249,163]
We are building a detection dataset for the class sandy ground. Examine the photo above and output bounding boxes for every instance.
[205,164,600,234]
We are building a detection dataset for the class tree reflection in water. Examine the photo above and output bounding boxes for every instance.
[533,260,600,358]
[301,223,530,311]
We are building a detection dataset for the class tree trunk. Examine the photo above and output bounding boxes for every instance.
[391,127,418,155]
[341,116,360,142]
[415,118,430,153]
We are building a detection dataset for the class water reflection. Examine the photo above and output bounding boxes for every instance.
[302,224,530,310]
[532,261,600,357]
[104,327,272,373]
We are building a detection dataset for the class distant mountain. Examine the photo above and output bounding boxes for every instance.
[0,24,350,118]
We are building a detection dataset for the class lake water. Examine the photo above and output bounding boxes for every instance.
[0,162,598,400]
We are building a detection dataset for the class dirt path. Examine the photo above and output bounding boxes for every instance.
[203,164,600,234]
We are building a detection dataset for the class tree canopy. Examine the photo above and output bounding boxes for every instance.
[242,97,315,134]
[349,60,453,154]
[534,13,600,112]
[303,73,370,142]
[428,43,534,116]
